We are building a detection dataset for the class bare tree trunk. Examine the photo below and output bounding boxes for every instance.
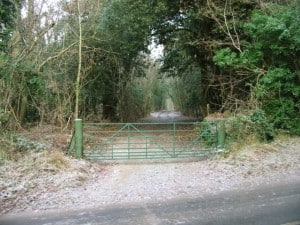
[74,0,82,119]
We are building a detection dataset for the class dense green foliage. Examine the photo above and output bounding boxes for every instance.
[0,0,22,52]
[214,2,300,135]
[0,0,299,136]
[249,5,300,135]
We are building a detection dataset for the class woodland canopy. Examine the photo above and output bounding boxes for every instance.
[0,0,299,135]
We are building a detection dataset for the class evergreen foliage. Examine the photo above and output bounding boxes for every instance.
[0,0,298,137]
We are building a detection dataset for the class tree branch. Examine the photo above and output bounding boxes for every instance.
[38,41,78,70]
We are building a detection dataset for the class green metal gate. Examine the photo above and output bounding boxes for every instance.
[69,121,226,160]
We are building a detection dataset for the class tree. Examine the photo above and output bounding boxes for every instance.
[2,0,298,132]
[74,0,83,119]
[214,1,300,134]
[248,3,300,134]
[78,0,157,121]
[151,0,258,116]
[1,0,54,127]
[0,0,23,53]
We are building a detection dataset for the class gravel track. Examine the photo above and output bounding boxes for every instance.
[1,137,300,215]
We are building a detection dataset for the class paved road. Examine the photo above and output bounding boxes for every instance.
[1,181,300,225]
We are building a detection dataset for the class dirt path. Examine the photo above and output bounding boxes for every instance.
[140,110,197,122]
[1,136,300,215]
[1,116,300,215]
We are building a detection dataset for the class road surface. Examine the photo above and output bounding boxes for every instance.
[1,181,300,225]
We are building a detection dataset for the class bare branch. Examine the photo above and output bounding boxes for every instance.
[206,0,242,52]
[223,0,241,52]
[38,41,78,70]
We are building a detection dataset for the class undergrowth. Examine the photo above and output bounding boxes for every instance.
[19,151,70,172]
[224,110,277,152]
[0,132,69,170]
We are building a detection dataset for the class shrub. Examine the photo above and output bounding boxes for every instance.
[0,109,10,128]
[225,110,275,144]
[13,135,49,152]
[225,114,253,142]
[250,109,275,141]
[254,68,300,135]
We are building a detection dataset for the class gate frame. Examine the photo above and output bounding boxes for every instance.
[70,119,226,159]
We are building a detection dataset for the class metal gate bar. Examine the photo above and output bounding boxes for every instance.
[70,121,225,160]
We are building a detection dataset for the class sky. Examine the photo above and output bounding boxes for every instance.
[149,40,164,60]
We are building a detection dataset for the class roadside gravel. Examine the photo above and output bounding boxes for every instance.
[1,137,300,215]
